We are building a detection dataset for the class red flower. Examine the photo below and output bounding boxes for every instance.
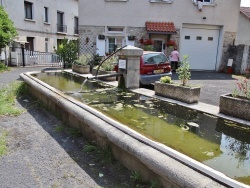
[166,40,176,47]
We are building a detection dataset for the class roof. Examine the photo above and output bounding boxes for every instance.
[145,21,176,34]
[240,7,250,20]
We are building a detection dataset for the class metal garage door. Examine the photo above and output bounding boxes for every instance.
[180,28,219,70]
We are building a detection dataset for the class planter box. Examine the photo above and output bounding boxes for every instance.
[219,94,250,121]
[92,68,116,81]
[154,81,201,104]
[72,64,90,74]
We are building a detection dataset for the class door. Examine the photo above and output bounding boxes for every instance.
[180,28,219,70]
[153,39,164,52]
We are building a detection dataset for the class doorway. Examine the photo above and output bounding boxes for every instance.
[152,39,164,52]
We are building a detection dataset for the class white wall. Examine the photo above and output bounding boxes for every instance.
[79,0,240,32]
[2,0,78,52]
[235,14,250,45]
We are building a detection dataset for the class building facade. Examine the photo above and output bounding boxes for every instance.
[1,0,78,53]
[78,0,241,71]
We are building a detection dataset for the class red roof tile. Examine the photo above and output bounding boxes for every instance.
[146,21,176,33]
[240,7,250,20]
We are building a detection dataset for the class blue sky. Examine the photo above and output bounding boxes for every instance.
[241,0,250,7]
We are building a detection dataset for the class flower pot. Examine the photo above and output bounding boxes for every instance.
[154,81,201,104]
[219,94,250,121]
[72,64,90,74]
[227,67,233,74]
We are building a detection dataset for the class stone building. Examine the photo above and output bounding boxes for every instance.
[1,0,78,53]
[78,0,241,71]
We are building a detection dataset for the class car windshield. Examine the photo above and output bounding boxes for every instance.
[143,53,168,64]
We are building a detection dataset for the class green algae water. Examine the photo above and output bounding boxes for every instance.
[32,72,250,185]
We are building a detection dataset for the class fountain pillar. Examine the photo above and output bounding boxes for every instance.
[118,45,143,89]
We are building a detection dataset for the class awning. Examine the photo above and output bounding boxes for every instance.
[146,21,176,34]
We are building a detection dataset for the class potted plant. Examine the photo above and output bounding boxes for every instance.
[219,77,250,121]
[92,55,118,81]
[155,55,201,104]
[72,54,91,74]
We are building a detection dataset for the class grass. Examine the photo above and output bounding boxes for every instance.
[83,143,115,164]
[0,81,28,116]
[0,62,11,73]
[0,131,8,157]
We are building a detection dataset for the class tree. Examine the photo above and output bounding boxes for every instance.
[54,38,79,68]
[0,6,17,48]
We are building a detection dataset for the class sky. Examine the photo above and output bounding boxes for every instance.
[241,0,250,7]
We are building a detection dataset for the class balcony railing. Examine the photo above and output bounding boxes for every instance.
[57,24,67,33]
[74,27,79,35]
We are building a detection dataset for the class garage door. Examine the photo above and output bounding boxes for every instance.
[180,28,219,70]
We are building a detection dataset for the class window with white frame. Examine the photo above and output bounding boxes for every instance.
[192,0,215,5]
[108,37,123,53]
[24,1,33,20]
[107,27,124,33]
[44,7,49,23]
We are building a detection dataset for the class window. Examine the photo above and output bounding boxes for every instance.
[24,1,33,20]
[185,36,191,40]
[196,36,202,40]
[44,7,49,23]
[105,0,127,2]
[74,17,78,35]
[208,37,213,41]
[108,37,123,53]
[57,11,67,33]
[192,0,214,5]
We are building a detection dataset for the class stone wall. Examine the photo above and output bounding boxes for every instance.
[127,27,148,47]
[78,25,105,55]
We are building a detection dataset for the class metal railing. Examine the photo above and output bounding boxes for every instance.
[57,24,67,33]
[9,47,63,67]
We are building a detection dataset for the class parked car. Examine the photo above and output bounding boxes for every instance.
[139,51,172,85]
[114,51,172,86]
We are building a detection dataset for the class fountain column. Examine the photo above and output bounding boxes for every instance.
[119,45,143,89]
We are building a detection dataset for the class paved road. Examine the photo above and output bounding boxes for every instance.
[171,71,237,106]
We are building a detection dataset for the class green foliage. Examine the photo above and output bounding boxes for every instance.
[74,54,91,66]
[160,76,172,84]
[0,131,8,157]
[176,55,191,86]
[54,38,79,68]
[232,78,250,100]
[98,55,118,71]
[0,7,17,48]
[0,81,27,116]
[0,62,11,72]
[83,143,114,164]
[130,171,143,184]
[54,125,64,132]
[89,54,102,67]
[143,45,155,51]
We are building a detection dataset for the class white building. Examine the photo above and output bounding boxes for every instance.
[1,0,78,53]
[78,0,241,71]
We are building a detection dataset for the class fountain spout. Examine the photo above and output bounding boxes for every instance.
[87,72,123,80]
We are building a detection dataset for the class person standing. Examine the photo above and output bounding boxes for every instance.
[197,0,203,12]
[170,47,179,72]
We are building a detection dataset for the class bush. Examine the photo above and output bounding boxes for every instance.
[176,55,191,86]
[160,76,172,84]
[74,54,91,66]
[98,55,118,71]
